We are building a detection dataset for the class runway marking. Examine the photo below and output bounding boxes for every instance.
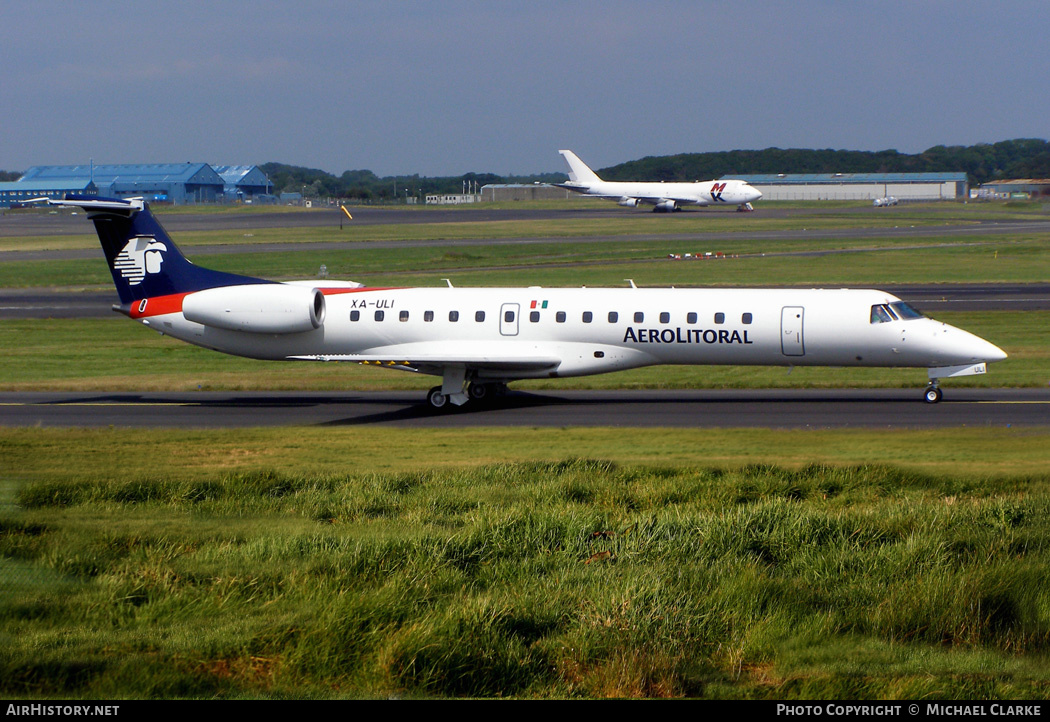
[971,400,1050,404]
[0,402,199,407]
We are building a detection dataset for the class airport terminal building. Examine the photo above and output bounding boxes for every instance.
[0,163,274,207]
[724,172,968,201]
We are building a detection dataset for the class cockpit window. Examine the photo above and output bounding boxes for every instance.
[870,305,894,324]
[871,302,925,324]
[890,302,924,320]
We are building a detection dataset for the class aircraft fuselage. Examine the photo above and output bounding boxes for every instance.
[133,286,1004,378]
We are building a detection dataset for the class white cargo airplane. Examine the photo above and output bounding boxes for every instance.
[556,149,763,212]
[40,194,1005,408]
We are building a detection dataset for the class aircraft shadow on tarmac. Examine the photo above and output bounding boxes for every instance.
[317,391,560,426]
[314,389,924,427]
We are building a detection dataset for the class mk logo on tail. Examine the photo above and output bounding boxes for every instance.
[113,236,168,286]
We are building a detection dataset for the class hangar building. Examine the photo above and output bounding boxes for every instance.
[0,178,97,207]
[976,179,1050,199]
[480,184,575,202]
[214,165,274,202]
[1,163,229,206]
[725,172,968,201]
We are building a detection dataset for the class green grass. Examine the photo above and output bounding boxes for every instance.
[2,230,1046,289]
[4,426,1050,477]
[0,203,982,252]
[2,448,1049,698]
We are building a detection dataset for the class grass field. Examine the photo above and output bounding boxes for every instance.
[2,201,1049,699]
[3,429,1050,699]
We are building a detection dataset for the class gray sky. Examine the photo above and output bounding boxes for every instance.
[2,1,1048,176]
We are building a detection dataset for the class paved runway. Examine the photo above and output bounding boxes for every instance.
[4,203,1050,238]
[1,389,1047,429]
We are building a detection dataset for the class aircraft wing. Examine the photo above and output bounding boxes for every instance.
[289,343,561,375]
[631,193,703,205]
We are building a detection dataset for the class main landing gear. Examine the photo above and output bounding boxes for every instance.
[427,382,508,410]
[923,382,943,404]
[427,386,450,409]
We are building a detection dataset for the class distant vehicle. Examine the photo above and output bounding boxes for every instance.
[555,150,762,212]
[873,196,898,207]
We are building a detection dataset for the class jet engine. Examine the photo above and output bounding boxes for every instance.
[183,284,326,334]
[617,197,639,207]
[653,200,678,212]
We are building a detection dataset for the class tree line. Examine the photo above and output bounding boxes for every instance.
[3,139,1045,198]
[261,139,1050,198]
[600,139,1050,186]
[259,163,566,201]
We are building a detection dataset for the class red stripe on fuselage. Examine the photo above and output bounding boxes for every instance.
[127,286,403,319]
[128,293,190,319]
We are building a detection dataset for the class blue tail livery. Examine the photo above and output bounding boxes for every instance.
[53,195,271,308]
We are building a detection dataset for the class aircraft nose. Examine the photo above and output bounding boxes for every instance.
[748,186,762,202]
[946,326,1008,364]
[980,339,1008,363]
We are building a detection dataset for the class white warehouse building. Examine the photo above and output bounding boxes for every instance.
[725,172,968,201]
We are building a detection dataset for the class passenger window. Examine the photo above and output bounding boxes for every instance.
[374,310,384,322]
[714,312,725,324]
[608,311,618,323]
[659,312,670,324]
[742,313,753,324]
[556,311,566,323]
[449,310,459,322]
[686,312,697,324]
[634,312,644,323]
[582,311,593,323]
[399,310,409,322]
[530,311,540,322]
[475,310,485,322]
[424,310,434,322]
[504,310,515,322]
[350,310,360,321]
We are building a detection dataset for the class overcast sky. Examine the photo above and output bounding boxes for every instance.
[2,1,1047,176]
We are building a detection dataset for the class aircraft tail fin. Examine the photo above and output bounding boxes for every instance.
[45,195,268,306]
[558,150,602,184]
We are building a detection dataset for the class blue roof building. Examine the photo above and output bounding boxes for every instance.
[11,163,226,205]
[0,179,97,207]
[213,165,274,202]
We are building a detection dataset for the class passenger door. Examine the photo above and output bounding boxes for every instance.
[781,306,805,356]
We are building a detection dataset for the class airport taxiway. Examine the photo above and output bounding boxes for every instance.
[1,389,1047,429]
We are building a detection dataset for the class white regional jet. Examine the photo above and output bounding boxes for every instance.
[42,194,1005,408]
[556,149,763,212]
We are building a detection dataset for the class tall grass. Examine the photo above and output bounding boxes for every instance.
[3,461,1049,698]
